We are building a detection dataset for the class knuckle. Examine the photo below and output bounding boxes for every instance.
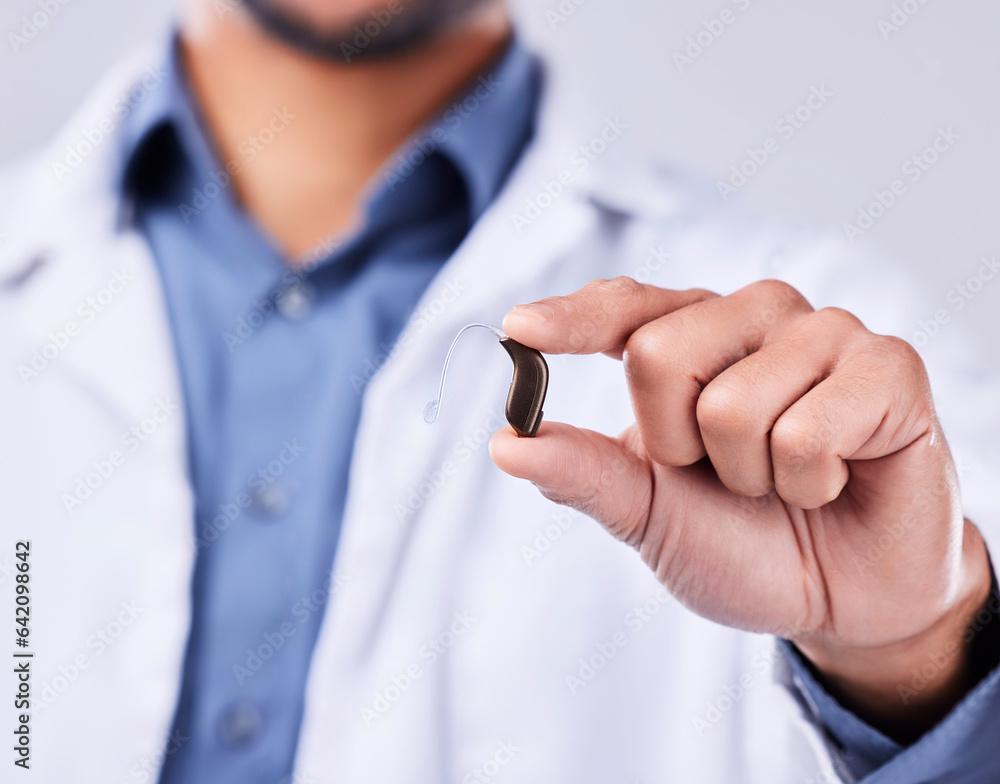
[569,278,645,345]
[582,275,643,306]
[643,440,677,467]
[723,473,775,501]
[747,278,812,313]
[645,437,705,468]
[771,416,828,469]
[607,277,645,317]
[811,306,864,333]
[778,482,840,511]
[877,334,921,364]
[623,323,675,376]
[604,275,645,297]
[696,383,751,437]
[860,334,927,379]
[775,459,848,509]
[687,287,720,305]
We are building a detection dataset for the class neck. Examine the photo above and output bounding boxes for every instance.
[179,3,511,260]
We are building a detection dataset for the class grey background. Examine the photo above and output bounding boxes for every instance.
[1,0,998,362]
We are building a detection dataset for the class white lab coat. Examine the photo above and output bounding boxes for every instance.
[2,51,998,784]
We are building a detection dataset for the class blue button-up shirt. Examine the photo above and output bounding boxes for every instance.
[120,35,540,784]
[117,31,1000,784]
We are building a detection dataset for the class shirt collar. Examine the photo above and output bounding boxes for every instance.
[119,32,541,226]
[118,36,218,201]
[419,37,541,220]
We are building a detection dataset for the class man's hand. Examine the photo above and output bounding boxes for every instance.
[490,277,992,741]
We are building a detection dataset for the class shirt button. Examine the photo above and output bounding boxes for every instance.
[218,702,263,747]
[252,484,289,516]
[276,281,314,320]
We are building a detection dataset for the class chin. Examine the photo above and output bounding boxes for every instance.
[263,0,394,32]
[238,0,495,61]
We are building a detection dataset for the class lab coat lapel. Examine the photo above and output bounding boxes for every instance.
[1,93,195,780]
[291,122,618,769]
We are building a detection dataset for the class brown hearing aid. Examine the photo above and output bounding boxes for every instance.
[424,324,548,438]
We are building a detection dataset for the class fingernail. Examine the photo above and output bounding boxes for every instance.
[511,303,555,321]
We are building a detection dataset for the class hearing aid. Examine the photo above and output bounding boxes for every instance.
[424,323,549,438]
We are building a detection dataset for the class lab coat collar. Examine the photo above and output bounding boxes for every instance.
[0,48,179,426]
[0,44,688,426]
[0,42,687,272]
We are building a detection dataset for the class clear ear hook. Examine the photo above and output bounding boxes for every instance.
[423,323,507,424]
[424,322,550,438]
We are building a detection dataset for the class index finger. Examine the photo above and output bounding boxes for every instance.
[502,277,716,357]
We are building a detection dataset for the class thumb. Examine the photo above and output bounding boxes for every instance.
[489,421,653,547]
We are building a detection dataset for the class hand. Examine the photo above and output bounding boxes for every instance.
[490,277,992,741]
